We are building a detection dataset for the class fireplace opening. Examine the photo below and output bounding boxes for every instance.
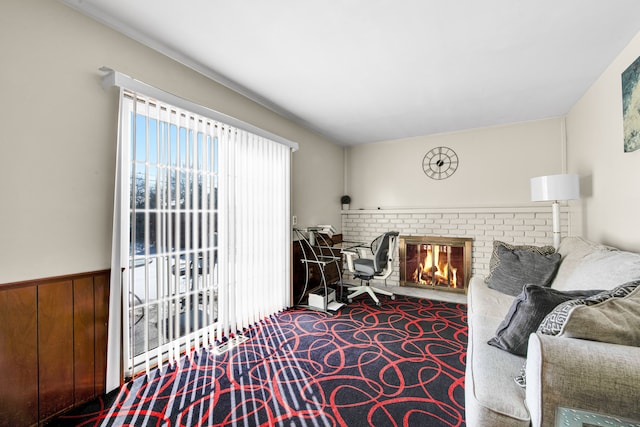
[399,236,472,293]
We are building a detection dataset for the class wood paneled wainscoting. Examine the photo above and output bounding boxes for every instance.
[0,270,110,426]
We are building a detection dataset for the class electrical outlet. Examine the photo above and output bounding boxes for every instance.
[292,215,297,225]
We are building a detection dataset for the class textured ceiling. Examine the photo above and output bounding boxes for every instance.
[64,0,640,145]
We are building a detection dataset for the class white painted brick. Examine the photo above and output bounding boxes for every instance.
[342,206,553,284]
[529,231,548,237]
[514,213,536,219]
[467,219,485,225]
[475,225,494,231]
[476,214,495,219]
[505,231,525,238]
[486,219,504,225]
[536,213,552,220]
[495,225,514,231]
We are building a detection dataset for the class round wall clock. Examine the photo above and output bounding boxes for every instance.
[422,146,459,180]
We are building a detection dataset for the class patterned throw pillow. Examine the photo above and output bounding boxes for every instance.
[485,241,556,284]
[538,280,640,336]
[558,285,640,346]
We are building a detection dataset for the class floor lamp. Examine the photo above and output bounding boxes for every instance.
[530,174,580,249]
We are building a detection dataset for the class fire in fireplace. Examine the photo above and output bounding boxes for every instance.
[399,236,472,293]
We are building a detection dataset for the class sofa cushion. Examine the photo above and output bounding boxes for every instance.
[485,241,556,285]
[552,237,615,289]
[468,276,514,320]
[487,245,561,296]
[488,285,603,356]
[538,280,640,336]
[554,282,640,346]
[554,250,640,292]
[466,307,530,423]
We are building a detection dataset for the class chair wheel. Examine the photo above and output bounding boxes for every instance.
[376,301,381,306]
[348,298,353,303]
[390,295,396,300]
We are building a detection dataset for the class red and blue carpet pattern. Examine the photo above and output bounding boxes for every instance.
[52,296,467,426]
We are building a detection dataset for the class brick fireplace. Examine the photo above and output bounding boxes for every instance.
[341,206,565,291]
[399,236,472,293]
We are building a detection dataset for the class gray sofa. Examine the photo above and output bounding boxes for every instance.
[465,237,640,426]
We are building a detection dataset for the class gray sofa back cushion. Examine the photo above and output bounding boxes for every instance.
[554,249,640,291]
[552,237,615,288]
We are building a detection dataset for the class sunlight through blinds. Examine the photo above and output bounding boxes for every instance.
[103,68,295,392]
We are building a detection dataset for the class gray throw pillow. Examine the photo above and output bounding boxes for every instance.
[485,241,556,284]
[488,285,603,356]
[487,245,562,296]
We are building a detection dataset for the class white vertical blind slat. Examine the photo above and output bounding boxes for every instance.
[217,123,230,341]
[143,97,151,376]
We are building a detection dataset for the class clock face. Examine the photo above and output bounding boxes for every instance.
[422,146,459,180]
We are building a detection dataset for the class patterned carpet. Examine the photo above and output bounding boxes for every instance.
[51,295,467,426]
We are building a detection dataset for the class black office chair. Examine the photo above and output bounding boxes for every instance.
[343,231,399,305]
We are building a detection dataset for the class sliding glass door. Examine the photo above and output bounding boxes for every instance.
[122,92,219,375]
[106,70,294,387]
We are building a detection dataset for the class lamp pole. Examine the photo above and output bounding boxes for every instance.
[530,174,580,250]
[551,201,561,249]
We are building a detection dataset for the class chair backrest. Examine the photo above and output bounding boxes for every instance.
[371,231,400,274]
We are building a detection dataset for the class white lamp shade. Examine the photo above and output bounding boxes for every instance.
[530,174,580,202]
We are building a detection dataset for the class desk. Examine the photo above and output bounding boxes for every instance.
[292,228,349,311]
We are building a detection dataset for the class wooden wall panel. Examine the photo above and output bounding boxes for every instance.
[73,277,95,405]
[94,272,109,395]
[0,286,38,427]
[38,280,74,421]
[0,270,110,425]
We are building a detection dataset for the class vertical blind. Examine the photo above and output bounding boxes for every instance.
[104,69,295,392]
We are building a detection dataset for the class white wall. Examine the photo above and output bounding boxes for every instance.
[291,139,344,230]
[346,118,564,210]
[0,0,343,284]
[566,31,640,252]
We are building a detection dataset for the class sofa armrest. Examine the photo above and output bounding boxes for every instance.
[525,333,640,427]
